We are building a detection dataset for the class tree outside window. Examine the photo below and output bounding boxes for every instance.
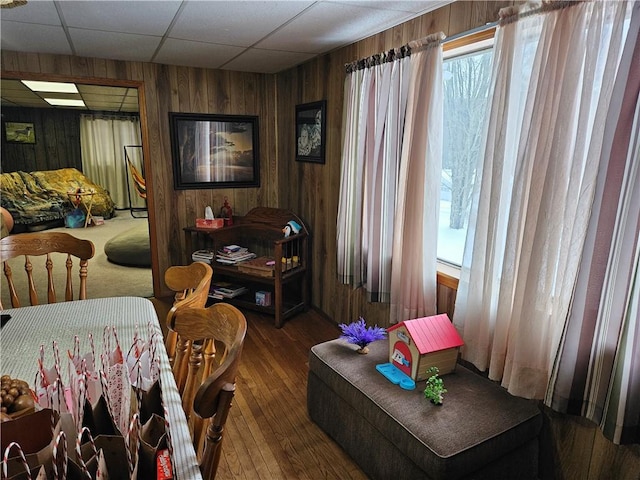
[438,46,493,265]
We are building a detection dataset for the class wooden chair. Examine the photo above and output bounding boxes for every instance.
[164,261,213,389]
[0,231,95,309]
[171,303,247,479]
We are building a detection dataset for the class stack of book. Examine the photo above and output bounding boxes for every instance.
[215,244,256,265]
[209,281,249,300]
[192,249,215,263]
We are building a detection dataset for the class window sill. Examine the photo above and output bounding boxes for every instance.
[437,261,460,290]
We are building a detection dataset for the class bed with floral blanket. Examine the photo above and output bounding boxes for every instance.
[0,168,115,232]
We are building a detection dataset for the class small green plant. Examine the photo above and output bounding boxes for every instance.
[424,366,447,405]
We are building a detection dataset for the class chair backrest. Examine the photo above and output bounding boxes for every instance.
[172,303,247,479]
[164,261,213,388]
[0,231,95,309]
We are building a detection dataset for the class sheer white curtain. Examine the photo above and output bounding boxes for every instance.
[390,34,444,323]
[80,114,142,209]
[337,34,443,324]
[546,2,640,445]
[454,1,632,399]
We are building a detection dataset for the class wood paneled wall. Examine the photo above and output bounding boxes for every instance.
[2,2,638,476]
[1,107,81,173]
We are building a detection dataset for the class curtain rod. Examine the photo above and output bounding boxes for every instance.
[345,0,580,73]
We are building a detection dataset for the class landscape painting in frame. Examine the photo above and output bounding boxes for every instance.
[170,113,260,189]
[5,122,36,144]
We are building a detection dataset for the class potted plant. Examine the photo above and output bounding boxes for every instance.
[424,366,447,405]
[338,317,386,354]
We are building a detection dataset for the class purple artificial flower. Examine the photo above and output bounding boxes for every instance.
[338,317,387,349]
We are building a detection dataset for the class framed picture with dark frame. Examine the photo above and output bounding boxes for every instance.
[295,100,326,164]
[169,112,260,189]
[4,122,36,144]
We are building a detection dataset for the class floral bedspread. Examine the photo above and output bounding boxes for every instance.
[0,168,115,227]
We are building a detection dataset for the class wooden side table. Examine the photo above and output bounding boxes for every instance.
[68,189,95,228]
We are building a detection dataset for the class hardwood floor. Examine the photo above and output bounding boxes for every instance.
[151,298,368,480]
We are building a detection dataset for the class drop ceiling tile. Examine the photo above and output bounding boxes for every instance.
[81,93,124,103]
[69,29,161,62]
[0,22,72,55]
[257,2,413,53]
[78,85,128,96]
[4,99,50,108]
[222,48,316,74]
[1,79,28,91]
[84,101,123,109]
[59,1,182,36]
[169,1,314,47]
[41,93,83,102]
[332,1,452,14]
[154,38,245,69]
[0,0,61,26]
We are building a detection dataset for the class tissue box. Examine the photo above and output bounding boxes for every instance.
[196,218,224,229]
[256,291,272,306]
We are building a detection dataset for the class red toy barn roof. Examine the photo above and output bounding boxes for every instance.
[388,314,464,354]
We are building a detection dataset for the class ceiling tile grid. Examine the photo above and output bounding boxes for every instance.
[1,0,452,111]
[1,0,451,73]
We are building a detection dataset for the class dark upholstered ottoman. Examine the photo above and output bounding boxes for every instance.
[307,339,542,480]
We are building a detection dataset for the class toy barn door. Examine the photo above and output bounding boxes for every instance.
[391,341,412,377]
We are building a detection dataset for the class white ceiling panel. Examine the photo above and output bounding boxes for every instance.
[153,38,246,70]
[170,1,315,47]
[333,1,453,14]
[1,22,72,55]
[223,48,317,74]
[69,28,162,62]
[257,2,414,53]
[0,0,60,25]
[58,1,183,36]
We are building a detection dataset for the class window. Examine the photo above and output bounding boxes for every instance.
[438,35,494,266]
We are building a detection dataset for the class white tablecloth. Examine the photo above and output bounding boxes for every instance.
[1,296,202,480]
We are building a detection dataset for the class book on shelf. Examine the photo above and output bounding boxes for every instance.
[192,249,215,263]
[209,281,249,299]
[215,246,256,264]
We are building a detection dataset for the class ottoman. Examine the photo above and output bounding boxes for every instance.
[307,339,542,480]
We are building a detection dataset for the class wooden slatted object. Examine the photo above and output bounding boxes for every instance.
[164,261,213,391]
[172,303,247,479]
[0,231,95,309]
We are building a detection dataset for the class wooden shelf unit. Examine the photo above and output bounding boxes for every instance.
[184,207,309,328]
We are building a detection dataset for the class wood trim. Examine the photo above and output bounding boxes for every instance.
[444,27,496,52]
[437,268,459,291]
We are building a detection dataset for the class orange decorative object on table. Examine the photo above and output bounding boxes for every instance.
[220,197,233,226]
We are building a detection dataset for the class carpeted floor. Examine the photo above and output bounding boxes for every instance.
[1,212,153,308]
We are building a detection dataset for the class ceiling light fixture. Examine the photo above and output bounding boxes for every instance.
[0,0,27,8]
[44,98,86,107]
[22,80,79,94]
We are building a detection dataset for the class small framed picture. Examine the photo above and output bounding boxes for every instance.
[295,100,326,164]
[4,122,36,144]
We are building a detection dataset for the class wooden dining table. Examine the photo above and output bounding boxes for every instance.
[0,296,203,480]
